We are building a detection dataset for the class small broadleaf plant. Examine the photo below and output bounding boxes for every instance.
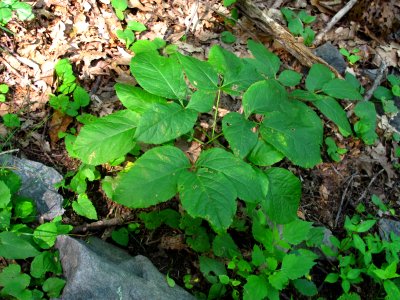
[69,39,368,235]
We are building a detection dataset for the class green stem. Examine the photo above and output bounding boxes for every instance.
[211,89,221,139]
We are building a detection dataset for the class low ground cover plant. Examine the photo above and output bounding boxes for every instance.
[61,37,387,298]
[0,167,71,299]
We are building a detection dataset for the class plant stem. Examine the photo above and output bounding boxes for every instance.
[211,89,221,140]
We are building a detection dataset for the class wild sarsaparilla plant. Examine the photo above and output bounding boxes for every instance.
[69,39,375,297]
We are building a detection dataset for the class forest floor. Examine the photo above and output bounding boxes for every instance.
[0,0,399,299]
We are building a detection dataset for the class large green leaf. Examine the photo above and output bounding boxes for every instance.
[130,51,186,100]
[135,102,197,144]
[243,275,271,300]
[74,110,139,165]
[281,253,316,279]
[0,231,40,259]
[187,90,215,113]
[196,148,267,203]
[322,79,363,100]
[262,168,301,224]
[208,45,262,95]
[222,112,258,158]
[354,101,377,145]
[115,83,167,114]
[260,102,323,168]
[176,52,219,91]
[247,40,281,78]
[242,79,289,118]
[179,169,237,232]
[113,146,190,208]
[305,63,334,92]
[312,95,352,136]
[248,139,284,166]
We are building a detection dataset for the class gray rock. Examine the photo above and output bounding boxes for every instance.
[378,218,400,240]
[313,42,347,74]
[55,235,195,300]
[0,155,64,220]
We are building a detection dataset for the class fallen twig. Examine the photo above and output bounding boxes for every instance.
[71,216,135,234]
[335,174,356,227]
[355,168,385,203]
[363,61,387,101]
[236,0,342,78]
[314,0,358,46]
[0,149,20,156]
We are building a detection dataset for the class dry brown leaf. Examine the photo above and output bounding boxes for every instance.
[49,110,73,147]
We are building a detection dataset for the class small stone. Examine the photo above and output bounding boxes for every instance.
[0,155,64,220]
[314,42,347,75]
[378,219,400,240]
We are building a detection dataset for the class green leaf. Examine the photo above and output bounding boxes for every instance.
[176,52,219,91]
[208,45,262,95]
[260,101,323,168]
[72,86,90,107]
[13,197,35,219]
[74,110,139,165]
[305,64,334,92]
[281,7,295,21]
[325,137,341,162]
[0,231,40,259]
[288,18,303,35]
[313,95,352,136]
[289,89,320,102]
[134,102,197,144]
[243,275,270,300]
[111,227,129,246]
[187,90,215,113]
[113,146,190,208]
[0,264,31,298]
[322,79,363,100]
[30,251,61,279]
[196,148,267,203]
[302,26,315,46]
[0,180,11,209]
[179,169,237,232]
[248,138,285,166]
[0,8,12,25]
[384,280,400,299]
[338,293,361,300]
[354,101,377,145]
[223,0,236,6]
[111,0,127,11]
[374,86,393,100]
[3,113,20,127]
[283,219,313,245]
[243,79,289,118]
[13,2,33,21]
[325,273,339,283]
[33,222,58,249]
[115,83,167,114]
[247,40,281,78]
[222,112,258,158]
[212,233,241,259]
[130,51,186,100]
[42,277,66,298]
[278,70,302,87]
[251,245,265,267]
[281,253,316,279]
[221,31,236,44]
[72,194,98,220]
[298,10,316,24]
[293,278,318,296]
[269,271,288,290]
[0,83,9,93]
[263,168,301,224]
[199,256,227,284]
[127,20,147,32]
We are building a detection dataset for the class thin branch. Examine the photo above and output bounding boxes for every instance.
[356,168,385,203]
[71,216,135,234]
[314,0,358,46]
[335,174,355,227]
[363,61,387,101]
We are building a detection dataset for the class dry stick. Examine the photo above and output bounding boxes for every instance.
[71,216,135,234]
[236,0,342,78]
[334,174,356,227]
[363,61,387,101]
[0,149,19,156]
[314,0,358,46]
[355,168,385,203]
[272,0,285,9]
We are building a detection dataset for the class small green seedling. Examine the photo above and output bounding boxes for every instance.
[0,84,9,102]
[281,8,316,46]
[325,137,347,162]
[0,0,33,26]
[340,48,361,65]
[221,31,236,44]
[373,74,400,115]
[116,21,147,50]
[111,0,127,20]
[2,113,20,128]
